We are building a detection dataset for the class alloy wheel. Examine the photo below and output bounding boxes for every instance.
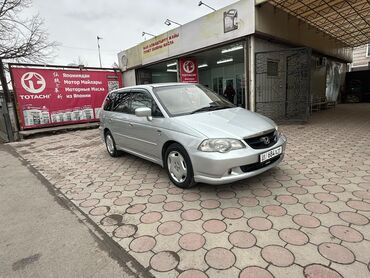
[106,134,115,154]
[167,151,188,183]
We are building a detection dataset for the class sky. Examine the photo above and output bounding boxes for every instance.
[28,0,239,68]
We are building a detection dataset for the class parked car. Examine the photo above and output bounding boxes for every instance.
[100,83,287,188]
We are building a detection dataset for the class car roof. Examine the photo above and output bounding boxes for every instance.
[111,82,198,93]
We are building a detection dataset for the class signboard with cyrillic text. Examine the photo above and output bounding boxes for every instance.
[10,66,122,130]
[179,58,198,83]
[118,0,254,69]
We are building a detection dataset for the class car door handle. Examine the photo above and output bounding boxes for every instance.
[129,123,134,127]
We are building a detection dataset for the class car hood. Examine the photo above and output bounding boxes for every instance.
[175,107,276,139]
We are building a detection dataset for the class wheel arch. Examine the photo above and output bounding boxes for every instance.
[162,140,177,163]
[103,128,111,137]
[161,140,196,188]
[162,140,189,165]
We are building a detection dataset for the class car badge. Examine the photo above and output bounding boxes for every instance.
[260,136,270,145]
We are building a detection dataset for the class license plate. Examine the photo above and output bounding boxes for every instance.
[260,146,282,163]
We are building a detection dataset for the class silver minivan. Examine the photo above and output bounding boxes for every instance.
[100,83,287,188]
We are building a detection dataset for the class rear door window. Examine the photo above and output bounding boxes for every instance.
[112,91,131,113]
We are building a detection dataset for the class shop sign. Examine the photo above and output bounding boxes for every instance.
[143,33,180,55]
[119,0,254,68]
[10,66,122,130]
[179,58,198,83]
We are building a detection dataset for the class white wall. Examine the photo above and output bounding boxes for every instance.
[351,44,370,70]
[122,69,136,87]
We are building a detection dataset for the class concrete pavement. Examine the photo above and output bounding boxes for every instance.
[7,103,370,277]
[0,145,146,278]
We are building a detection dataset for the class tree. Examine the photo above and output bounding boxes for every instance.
[0,0,56,62]
[0,0,55,142]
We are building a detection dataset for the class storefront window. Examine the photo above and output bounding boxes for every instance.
[136,60,178,85]
[136,41,246,108]
[197,41,246,108]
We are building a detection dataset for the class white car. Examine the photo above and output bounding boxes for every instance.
[100,83,287,188]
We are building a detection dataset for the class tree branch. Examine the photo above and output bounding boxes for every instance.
[0,0,56,62]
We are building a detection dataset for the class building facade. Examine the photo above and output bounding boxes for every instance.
[118,0,352,121]
[346,44,370,103]
[351,44,370,71]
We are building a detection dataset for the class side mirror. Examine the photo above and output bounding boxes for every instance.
[135,107,152,121]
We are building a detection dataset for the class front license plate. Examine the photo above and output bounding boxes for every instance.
[260,146,282,163]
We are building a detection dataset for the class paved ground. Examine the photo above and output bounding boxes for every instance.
[9,103,370,278]
[0,145,141,278]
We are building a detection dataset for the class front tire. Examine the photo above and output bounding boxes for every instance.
[105,131,120,157]
[165,143,196,189]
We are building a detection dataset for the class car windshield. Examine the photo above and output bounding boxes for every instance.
[153,84,235,117]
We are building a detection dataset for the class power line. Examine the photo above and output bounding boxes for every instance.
[58,45,120,54]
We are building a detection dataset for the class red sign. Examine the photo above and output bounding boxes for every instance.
[10,66,122,130]
[179,57,198,83]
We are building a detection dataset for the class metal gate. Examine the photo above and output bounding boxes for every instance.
[255,48,311,122]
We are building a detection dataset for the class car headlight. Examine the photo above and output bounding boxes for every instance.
[274,126,283,137]
[198,138,246,153]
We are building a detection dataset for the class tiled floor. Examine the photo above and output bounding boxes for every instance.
[11,104,370,277]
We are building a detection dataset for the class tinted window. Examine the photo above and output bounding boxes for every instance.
[153,84,233,117]
[131,92,152,111]
[112,91,131,113]
[131,91,163,117]
[103,92,116,111]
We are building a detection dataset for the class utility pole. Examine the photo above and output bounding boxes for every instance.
[97,36,103,68]
[0,58,15,142]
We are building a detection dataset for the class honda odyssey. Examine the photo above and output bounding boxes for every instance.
[100,83,287,188]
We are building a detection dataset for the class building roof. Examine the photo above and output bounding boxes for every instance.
[258,0,370,47]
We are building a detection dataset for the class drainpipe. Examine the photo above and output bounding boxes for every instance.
[248,36,256,112]
[244,39,248,109]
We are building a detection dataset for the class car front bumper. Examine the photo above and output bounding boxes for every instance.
[191,134,287,185]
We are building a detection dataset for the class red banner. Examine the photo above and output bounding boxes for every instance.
[10,66,122,130]
[179,57,198,83]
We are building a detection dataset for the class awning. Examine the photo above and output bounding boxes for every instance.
[257,0,370,47]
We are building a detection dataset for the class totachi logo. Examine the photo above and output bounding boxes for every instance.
[21,72,46,94]
[182,60,195,74]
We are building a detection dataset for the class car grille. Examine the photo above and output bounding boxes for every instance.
[244,130,278,149]
[240,155,281,173]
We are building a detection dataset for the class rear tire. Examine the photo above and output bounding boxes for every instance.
[164,143,196,189]
[105,131,120,157]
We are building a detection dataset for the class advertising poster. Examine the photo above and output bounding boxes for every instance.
[10,66,122,130]
[179,58,199,83]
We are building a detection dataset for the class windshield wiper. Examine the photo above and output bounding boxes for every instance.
[190,105,229,114]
